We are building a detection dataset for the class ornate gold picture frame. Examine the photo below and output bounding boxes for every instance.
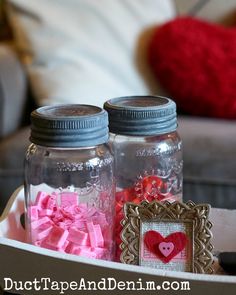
[120,201,213,274]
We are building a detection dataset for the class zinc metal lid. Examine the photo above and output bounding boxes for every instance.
[104,95,177,136]
[30,104,109,147]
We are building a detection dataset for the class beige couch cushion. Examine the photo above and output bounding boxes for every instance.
[174,0,236,22]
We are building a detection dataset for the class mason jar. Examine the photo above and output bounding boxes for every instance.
[104,96,183,259]
[25,105,115,260]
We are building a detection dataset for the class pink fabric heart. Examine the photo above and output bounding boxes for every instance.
[158,242,174,257]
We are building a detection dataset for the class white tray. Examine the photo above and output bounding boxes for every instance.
[0,187,236,294]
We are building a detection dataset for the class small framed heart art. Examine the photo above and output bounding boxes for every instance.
[120,201,213,274]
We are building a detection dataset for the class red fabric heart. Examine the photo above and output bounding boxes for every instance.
[144,231,187,263]
[149,17,236,119]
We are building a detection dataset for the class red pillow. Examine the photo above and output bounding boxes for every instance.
[148,17,236,119]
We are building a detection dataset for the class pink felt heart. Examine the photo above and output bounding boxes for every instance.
[158,242,174,257]
[144,231,187,263]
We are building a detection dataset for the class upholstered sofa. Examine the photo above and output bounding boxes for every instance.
[0,0,236,212]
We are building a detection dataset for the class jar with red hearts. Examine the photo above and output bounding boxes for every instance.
[24,105,115,260]
[104,96,183,259]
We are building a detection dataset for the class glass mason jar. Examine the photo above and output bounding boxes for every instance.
[104,96,183,259]
[25,105,115,261]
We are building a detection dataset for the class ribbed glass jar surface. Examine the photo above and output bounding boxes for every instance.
[109,131,182,202]
[24,105,115,261]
